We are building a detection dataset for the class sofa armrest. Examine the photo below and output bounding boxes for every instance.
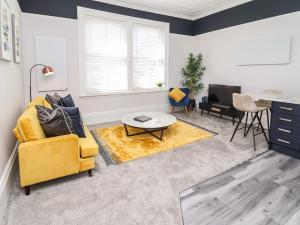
[18,134,80,187]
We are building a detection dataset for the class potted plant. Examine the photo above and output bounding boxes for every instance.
[181,53,206,109]
[156,82,165,89]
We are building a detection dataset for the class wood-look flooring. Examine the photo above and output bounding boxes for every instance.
[180,151,300,225]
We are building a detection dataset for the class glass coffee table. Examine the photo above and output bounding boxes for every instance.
[121,112,177,141]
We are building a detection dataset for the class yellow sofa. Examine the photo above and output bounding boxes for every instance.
[13,96,99,195]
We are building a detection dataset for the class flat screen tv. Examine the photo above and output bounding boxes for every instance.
[208,84,241,107]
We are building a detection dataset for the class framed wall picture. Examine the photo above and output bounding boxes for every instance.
[0,0,12,61]
[11,14,20,63]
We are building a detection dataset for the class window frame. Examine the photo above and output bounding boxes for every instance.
[78,7,170,97]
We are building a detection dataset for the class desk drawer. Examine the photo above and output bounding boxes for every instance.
[271,112,300,128]
[271,122,300,137]
[272,101,300,116]
[270,132,300,151]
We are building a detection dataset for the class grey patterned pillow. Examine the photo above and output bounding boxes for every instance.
[45,93,63,108]
[35,105,76,137]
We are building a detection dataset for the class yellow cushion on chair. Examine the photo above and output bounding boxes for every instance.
[169,87,186,102]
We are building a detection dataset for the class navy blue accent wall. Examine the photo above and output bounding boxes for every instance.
[192,0,300,35]
[20,0,300,36]
[19,0,193,35]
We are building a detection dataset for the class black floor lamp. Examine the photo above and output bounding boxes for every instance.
[29,64,54,101]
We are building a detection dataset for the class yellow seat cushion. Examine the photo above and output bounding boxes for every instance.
[79,126,99,158]
[17,106,46,142]
[79,157,95,172]
[168,87,186,102]
[27,96,52,109]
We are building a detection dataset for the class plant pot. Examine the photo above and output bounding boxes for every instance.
[189,99,196,109]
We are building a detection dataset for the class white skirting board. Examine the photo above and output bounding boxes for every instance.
[0,143,18,223]
[82,104,171,125]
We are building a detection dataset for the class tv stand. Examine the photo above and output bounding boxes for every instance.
[199,102,239,125]
[200,84,241,125]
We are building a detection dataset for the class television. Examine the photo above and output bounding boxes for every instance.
[208,84,241,107]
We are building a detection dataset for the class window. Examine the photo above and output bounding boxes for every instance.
[132,25,165,89]
[84,17,128,94]
[79,9,169,95]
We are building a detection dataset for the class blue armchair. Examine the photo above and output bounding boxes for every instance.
[168,88,190,113]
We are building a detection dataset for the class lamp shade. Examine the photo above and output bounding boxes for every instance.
[42,66,54,76]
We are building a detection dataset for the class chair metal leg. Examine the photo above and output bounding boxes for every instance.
[257,111,263,131]
[230,112,244,142]
[244,112,249,137]
[266,108,270,131]
[251,113,256,151]
[88,169,93,177]
[256,112,269,144]
[232,110,236,125]
[245,112,258,136]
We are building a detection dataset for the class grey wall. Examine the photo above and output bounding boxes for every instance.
[0,0,23,220]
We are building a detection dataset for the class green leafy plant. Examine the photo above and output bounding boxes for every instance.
[181,53,206,99]
[156,82,165,88]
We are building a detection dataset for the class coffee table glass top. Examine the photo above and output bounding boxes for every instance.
[121,112,177,129]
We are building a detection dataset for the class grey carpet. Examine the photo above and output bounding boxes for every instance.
[2,111,268,225]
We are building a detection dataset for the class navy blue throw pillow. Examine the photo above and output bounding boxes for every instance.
[60,106,85,137]
[60,94,75,107]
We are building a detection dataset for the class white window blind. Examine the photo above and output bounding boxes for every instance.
[132,25,165,89]
[84,16,127,94]
[80,11,168,95]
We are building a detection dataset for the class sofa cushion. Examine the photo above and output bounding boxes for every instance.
[60,106,85,137]
[35,105,76,137]
[79,126,98,158]
[169,87,186,102]
[79,157,95,172]
[27,96,52,109]
[60,94,75,107]
[17,106,46,142]
[13,127,24,143]
[45,93,62,108]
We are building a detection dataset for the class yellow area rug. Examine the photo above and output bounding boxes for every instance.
[93,120,214,165]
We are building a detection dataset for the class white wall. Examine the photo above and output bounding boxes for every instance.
[193,11,300,102]
[21,12,195,122]
[0,0,23,221]
[22,9,300,119]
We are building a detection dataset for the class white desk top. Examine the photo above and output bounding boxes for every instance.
[248,94,300,105]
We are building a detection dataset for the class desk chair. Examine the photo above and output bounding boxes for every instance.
[230,93,269,151]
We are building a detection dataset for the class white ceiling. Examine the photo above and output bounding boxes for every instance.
[95,0,252,20]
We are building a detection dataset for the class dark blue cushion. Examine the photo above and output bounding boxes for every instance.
[60,94,75,107]
[60,106,85,137]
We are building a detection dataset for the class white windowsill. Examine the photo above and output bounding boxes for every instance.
[79,88,169,98]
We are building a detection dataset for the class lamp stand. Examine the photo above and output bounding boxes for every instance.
[29,64,46,102]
